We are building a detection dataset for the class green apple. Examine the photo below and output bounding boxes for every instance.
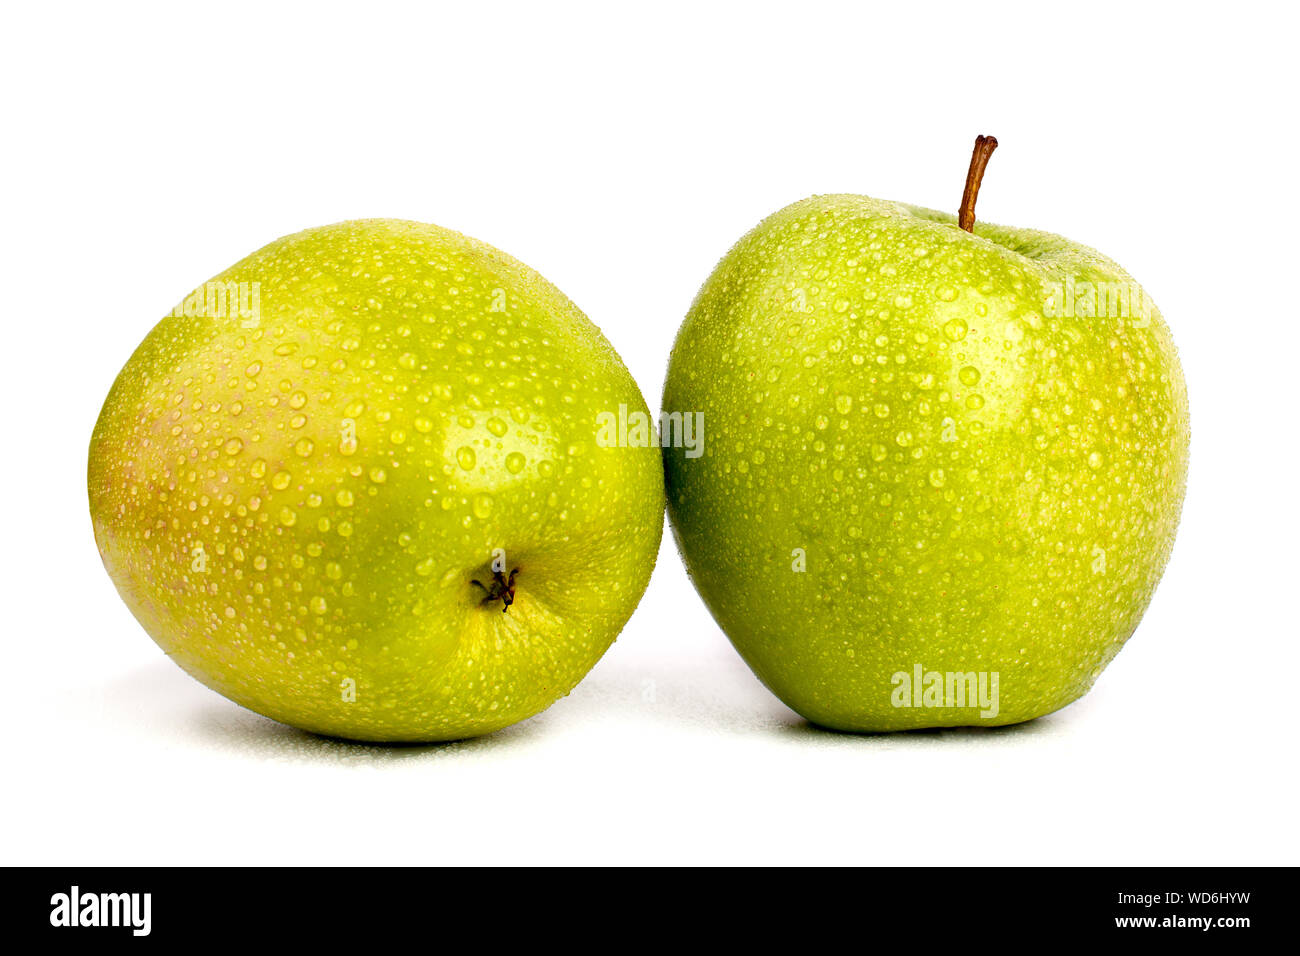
[663,137,1188,730]
[89,219,663,742]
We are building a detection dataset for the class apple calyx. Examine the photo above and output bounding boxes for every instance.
[471,567,520,613]
[958,134,998,232]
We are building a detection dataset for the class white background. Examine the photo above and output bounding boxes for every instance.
[3,1,1297,865]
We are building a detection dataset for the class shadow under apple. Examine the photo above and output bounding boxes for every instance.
[100,659,545,762]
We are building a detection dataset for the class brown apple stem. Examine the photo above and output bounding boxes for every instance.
[958,134,998,232]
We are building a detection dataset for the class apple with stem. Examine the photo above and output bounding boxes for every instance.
[663,136,1189,730]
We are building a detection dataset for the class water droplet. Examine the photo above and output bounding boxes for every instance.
[505,452,526,474]
[959,366,981,386]
[486,417,508,437]
[943,318,969,341]
[456,447,476,471]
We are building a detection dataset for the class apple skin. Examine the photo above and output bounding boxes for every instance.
[663,195,1188,730]
[89,219,663,742]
